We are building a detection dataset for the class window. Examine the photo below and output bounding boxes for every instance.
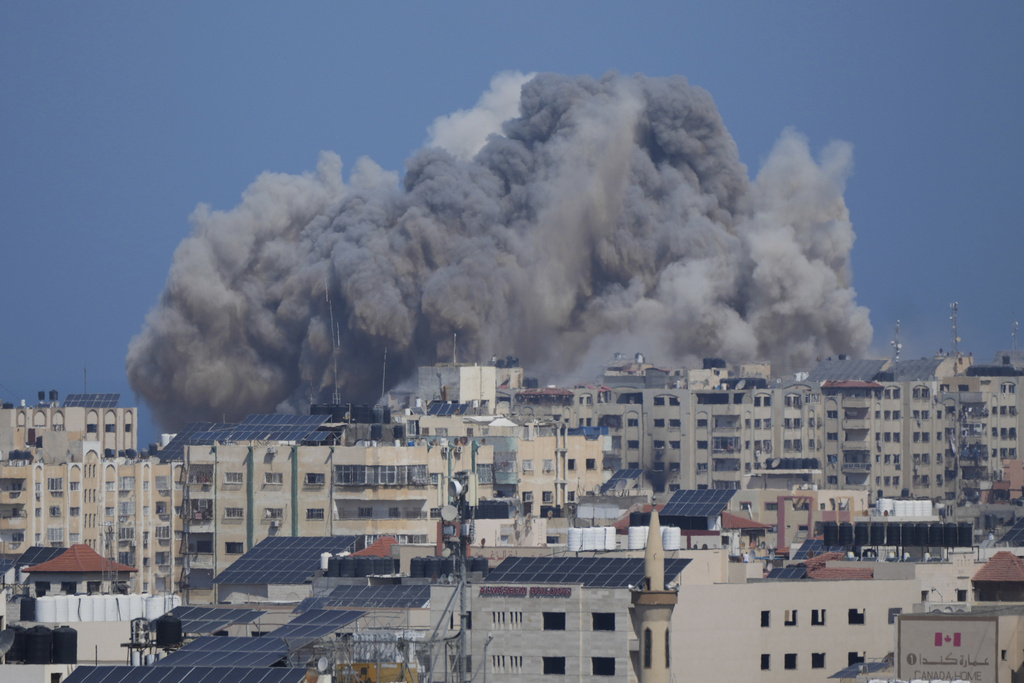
[761,610,770,627]
[306,508,325,520]
[812,609,825,625]
[49,506,61,518]
[69,481,80,492]
[848,608,865,625]
[521,460,533,472]
[784,653,797,670]
[264,507,283,519]
[118,476,135,491]
[888,607,902,624]
[784,610,797,626]
[761,654,770,670]
[593,612,615,631]
[304,472,326,486]
[848,652,865,666]
[521,491,533,503]
[224,507,244,519]
[567,459,576,471]
[264,472,283,485]
[592,657,615,676]
[119,501,136,515]
[47,477,63,492]
[812,652,825,669]
[69,507,80,517]
[543,657,565,675]
[543,612,566,630]
[47,527,64,543]
[585,459,596,470]
[225,542,244,554]
[542,491,554,504]
[643,628,652,669]
[358,507,373,518]
[155,526,171,540]
[224,471,244,485]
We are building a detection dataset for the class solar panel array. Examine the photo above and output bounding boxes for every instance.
[766,566,808,580]
[600,469,645,494]
[0,558,15,575]
[152,606,265,634]
[660,489,737,518]
[63,393,120,408]
[154,636,288,668]
[484,556,690,588]
[426,402,469,416]
[64,665,307,683]
[791,539,849,560]
[213,535,358,585]
[189,414,329,445]
[266,608,364,645]
[157,422,234,461]
[999,518,1024,545]
[296,584,431,612]
[17,545,65,567]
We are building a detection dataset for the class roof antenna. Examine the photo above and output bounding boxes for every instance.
[950,301,960,356]
[453,332,457,365]
[380,347,388,405]
[1013,314,1019,354]
[891,320,902,364]
[326,274,340,404]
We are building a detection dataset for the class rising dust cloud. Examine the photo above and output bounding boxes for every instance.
[127,72,872,430]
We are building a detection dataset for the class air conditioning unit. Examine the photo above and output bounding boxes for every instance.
[270,520,280,528]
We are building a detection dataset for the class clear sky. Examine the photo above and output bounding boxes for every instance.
[1,3,1022,446]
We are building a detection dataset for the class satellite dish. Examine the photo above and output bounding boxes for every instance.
[0,630,14,658]
[440,505,458,522]
[736,379,746,390]
[448,479,464,499]
[441,547,452,558]
[316,656,329,673]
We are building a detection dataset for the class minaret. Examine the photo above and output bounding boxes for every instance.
[632,508,678,683]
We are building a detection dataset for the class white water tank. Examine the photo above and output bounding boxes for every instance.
[103,595,118,621]
[604,526,617,551]
[66,595,80,622]
[662,526,682,551]
[321,552,331,571]
[146,595,164,620]
[129,594,145,621]
[36,596,56,623]
[627,526,649,550]
[877,498,895,515]
[171,594,182,611]
[116,595,131,621]
[567,528,583,552]
[54,595,69,622]
[78,595,95,622]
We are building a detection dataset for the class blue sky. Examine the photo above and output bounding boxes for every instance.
[1,3,1022,445]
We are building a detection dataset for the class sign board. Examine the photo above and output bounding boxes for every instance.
[898,615,998,683]
[478,585,572,598]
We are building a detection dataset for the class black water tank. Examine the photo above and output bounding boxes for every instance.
[838,522,854,546]
[355,557,374,577]
[373,557,392,575]
[7,625,26,663]
[822,521,839,546]
[425,556,441,579]
[901,522,918,545]
[853,522,869,547]
[155,614,183,648]
[20,596,36,622]
[929,522,944,547]
[440,557,455,577]
[958,522,973,547]
[341,556,358,578]
[943,522,958,548]
[869,522,885,546]
[471,556,489,576]
[915,522,930,547]
[24,626,51,665]
[886,522,902,547]
[51,626,77,664]
[629,511,644,527]
[327,557,342,577]
[410,557,426,578]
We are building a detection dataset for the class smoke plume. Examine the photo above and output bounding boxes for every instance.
[127,71,872,430]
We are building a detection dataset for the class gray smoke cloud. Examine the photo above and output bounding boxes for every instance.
[127,71,872,430]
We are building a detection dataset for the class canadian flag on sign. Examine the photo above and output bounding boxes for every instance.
[935,632,961,647]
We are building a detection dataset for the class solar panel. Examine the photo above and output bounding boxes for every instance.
[999,518,1024,545]
[157,421,234,461]
[766,566,808,580]
[213,535,358,585]
[600,469,645,494]
[660,489,737,518]
[63,393,120,408]
[267,608,363,646]
[484,556,690,588]
[154,636,289,668]
[16,545,65,567]
[64,665,308,683]
[153,606,266,635]
[791,539,849,560]
[296,584,431,611]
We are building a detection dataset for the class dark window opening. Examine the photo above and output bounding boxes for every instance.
[811,652,825,669]
[543,657,565,675]
[784,653,797,669]
[543,612,566,630]
[848,608,865,625]
[760,654,770,670]
[811,609,825,625]
[592,657,615,676]
[592,612,615,631]
[761,610,770,627]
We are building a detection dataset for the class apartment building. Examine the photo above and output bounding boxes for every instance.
[0,392,137,460]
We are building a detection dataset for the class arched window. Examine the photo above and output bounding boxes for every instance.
[643,628,652,669]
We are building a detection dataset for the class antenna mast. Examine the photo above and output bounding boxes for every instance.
[950,301,960,356]
[891,320,902,364]
[380,347,388,405]
[1013,315,1019,354]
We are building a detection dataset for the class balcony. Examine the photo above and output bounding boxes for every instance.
[187,554,214,570]
[842,419,869,431]
[841,462,872,472]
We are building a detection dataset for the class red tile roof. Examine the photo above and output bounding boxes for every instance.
[612,504,665,532]
[973,551,1024,583]
[721,511,774,530]
[25,544,137,573]
[803,552,874,580]
[354,536,398,557]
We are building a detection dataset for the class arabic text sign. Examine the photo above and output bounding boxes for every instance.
[898,615,997,683]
